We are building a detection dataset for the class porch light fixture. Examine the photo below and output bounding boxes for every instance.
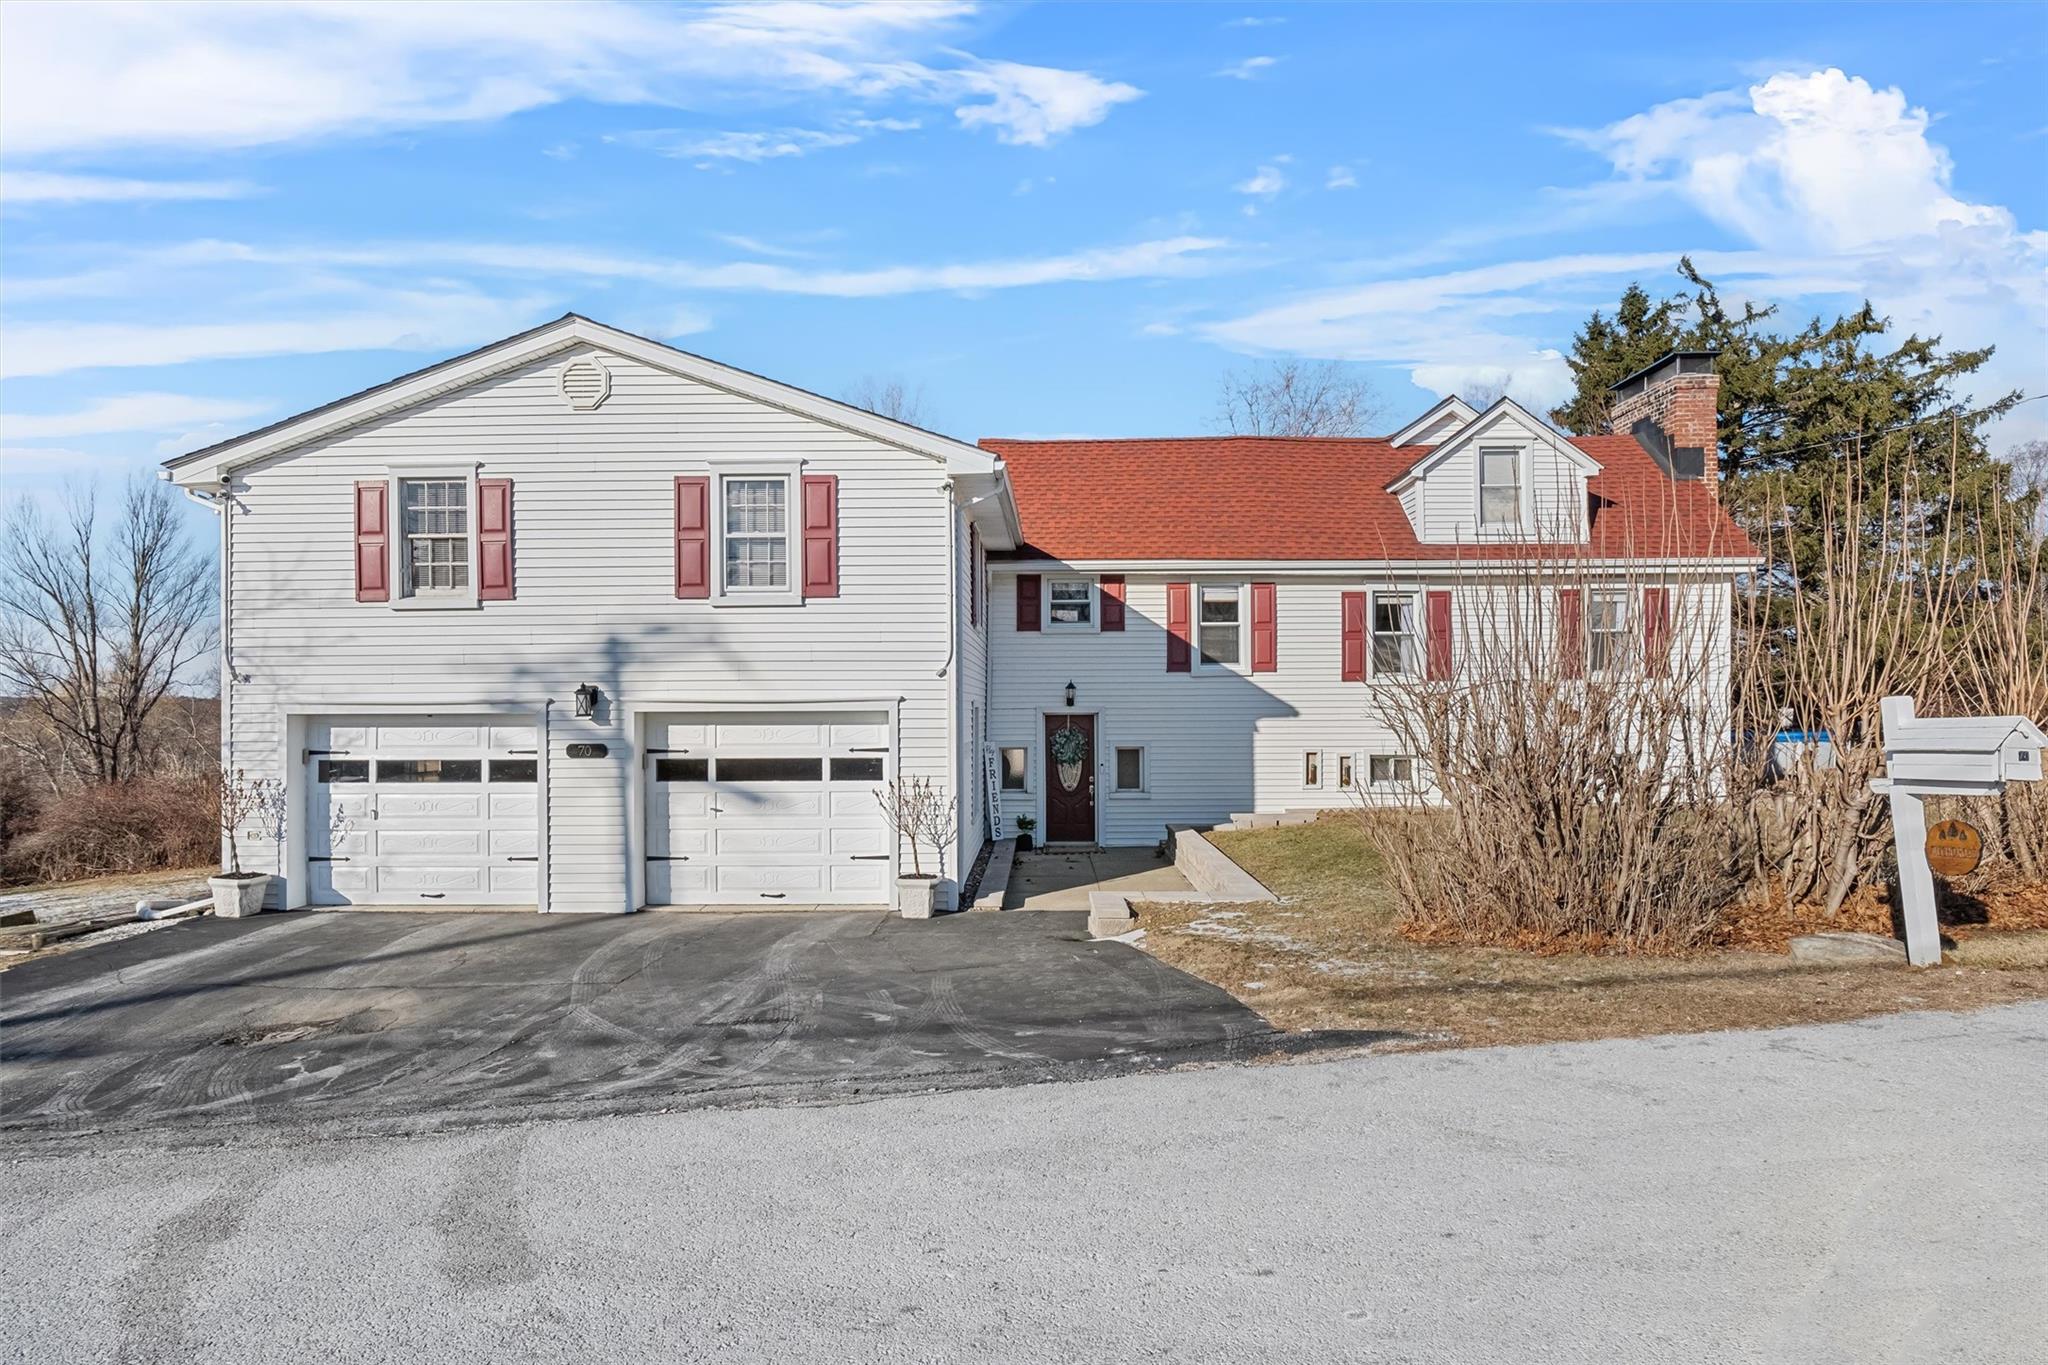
[1064,680,1076,709]
[574,683,600,719]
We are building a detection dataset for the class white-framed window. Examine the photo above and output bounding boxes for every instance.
[1337,753,1355,789]
[1303,751,1322,787]
[1371,592,1420,676]
[1000,747,1029,791]
[400,477,470,596]
[1479,447,1522,527]
[1047,578,1094,628]
[1588,591,1631,674]
[722,475,790,592]
[1113,746,1145,792]
[1369,754,1415,787]
[1197,584,1242,668]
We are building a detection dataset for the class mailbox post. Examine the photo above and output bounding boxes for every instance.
[1873,695,2046,966]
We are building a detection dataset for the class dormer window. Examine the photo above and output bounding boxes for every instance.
[1480,448,1521,527]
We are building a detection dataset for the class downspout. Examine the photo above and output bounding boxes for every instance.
[938,482,961,897]
[174,474,232,872]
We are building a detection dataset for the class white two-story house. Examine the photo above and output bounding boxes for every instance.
[166,322,1751,913]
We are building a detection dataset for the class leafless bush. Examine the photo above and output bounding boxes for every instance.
[1,775,218,884]
[875,777,956,879]
[1360,558,1749,951]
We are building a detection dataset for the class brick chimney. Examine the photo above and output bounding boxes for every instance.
[1607,350,1720,491]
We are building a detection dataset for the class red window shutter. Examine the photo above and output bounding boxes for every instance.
[1166,582,1191,672]
[1425,589,1452,680]
[1016,573,1041,631]
[1340,592,1365,682]
[1250,582,1277,673]
[1644,586,1672,676]
[1100,574,1126,632]
[969,525,980,626]
[477,478,513,601]
[353,481,388,603]
[801,474,838,598]
[1558,588,1584,678]
[674,476,710,599]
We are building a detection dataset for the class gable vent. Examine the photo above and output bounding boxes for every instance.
[559,357,612,411]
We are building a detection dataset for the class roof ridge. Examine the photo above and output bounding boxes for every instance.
[982,433,1395,445]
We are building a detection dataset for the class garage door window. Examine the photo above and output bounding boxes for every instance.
[714,757,821,782]
[829,757,885,782]
[654,758,710,782]
[488,759,538,782]
[376,758,483,783]
[317,759,369,783]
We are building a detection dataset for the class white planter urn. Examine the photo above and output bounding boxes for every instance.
[209,874,271,919]
[895,875,938,920]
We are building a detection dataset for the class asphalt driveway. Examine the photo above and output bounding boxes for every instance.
[0,909,1285,1140]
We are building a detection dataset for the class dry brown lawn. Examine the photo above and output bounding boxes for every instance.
[1133,820,2048,1050]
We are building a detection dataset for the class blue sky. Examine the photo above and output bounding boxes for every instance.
[2,1,2044,509]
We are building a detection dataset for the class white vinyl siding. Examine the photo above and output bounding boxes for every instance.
[991,572,1733,845]
[218,344,968,912]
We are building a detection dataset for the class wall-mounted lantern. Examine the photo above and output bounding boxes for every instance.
[1063,680,1077,709]
[574,683,601,719]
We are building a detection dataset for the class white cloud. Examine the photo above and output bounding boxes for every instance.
[1223,16,1286,27]
[1,171,259,205]
[613,127,866,163]
[707,232,819,260]
[1325,165,1358,190]
[1215,56,1279,80]
[1,392,271,439]
[1235,164,1287,198]
[0,290,549,379]
[948,60,1140,147]
[0,1,1137,156]
[1208,68,2046,433]
[0,445,140,478]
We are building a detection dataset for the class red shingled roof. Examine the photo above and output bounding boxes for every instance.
[979,434,1755,563]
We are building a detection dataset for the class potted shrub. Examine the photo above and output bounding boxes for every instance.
[210,767,284,918]
[1014,815,1036,853]
[875,777,957,919]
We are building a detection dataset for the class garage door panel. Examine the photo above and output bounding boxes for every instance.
[717,864,828,895]
[376,723,487,749]
[486,725,537,749]
[378,792,485,821]
[831,827,888,856]
[715,720,826,748]
[378,829,483,857]
[491,865,538,894]
[716,791,823,819]
[828,791,878,818]
[716,827,825,856]
[829,720,888,747]
[832,864,890,897]
[319,723,371,750]
[488,828,538,857]
[377,865,488,894]
[488,792,537,819]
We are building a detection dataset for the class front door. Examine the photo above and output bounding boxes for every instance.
[1043,714,1096,844]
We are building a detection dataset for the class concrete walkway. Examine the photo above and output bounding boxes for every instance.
[6,1002,2041,1363]
[1002,845,1193,910]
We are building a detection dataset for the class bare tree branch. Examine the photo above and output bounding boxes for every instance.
[1214,359,1386,438]
[843,376,928,428]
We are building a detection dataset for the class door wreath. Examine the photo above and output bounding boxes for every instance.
[1050,724,1088,792]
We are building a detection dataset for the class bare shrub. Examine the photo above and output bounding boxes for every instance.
[1360,557,1748,951]
[875,777,957,879]
[2,775,218,884]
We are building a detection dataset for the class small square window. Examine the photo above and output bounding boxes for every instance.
[1114,747,1144,792]
[1304,751,1321,787]
[1338,754,1355,789]
[1369,755,1415,787]
[1048,579,1093,627]
[1000,747,1029,790]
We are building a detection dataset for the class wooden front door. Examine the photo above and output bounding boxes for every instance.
[1043,714,1096,844]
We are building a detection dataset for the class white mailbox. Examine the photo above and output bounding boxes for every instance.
[1874,696,2048,965]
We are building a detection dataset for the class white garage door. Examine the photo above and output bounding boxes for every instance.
[644,710,892,906]
[307,715,539,906]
